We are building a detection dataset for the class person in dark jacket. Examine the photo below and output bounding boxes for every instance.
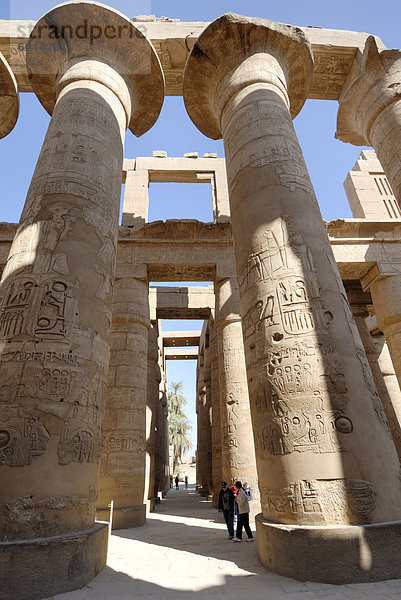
[218,481,235,539]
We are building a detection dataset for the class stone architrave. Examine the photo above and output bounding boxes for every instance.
[0,2,163,596]
[0,51,19,138]
[97,277,150,529]
[184,13,401,583]
[214,278,259,511]
[210,323,222,506]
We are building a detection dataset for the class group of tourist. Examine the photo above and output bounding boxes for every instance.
[170,475,189,490]
[218,480,254,542]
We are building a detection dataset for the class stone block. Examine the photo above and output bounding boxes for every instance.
[255,514,401,583]
[0,523,108,600]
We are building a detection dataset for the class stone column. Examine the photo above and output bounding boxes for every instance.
[210,323,222,507]
[203,332,213,495]
[184,13,401,583]
[336,36,401,204]
[0,4,163,597]
[196,357,208,494]
[362,266,401,395]
[97,277,150,528]
[146,321,161,510]
[373,334,401,454]
[0,51,19,138]
[337,38,401,393]
[214,277,259,510]
[354,315,401,459]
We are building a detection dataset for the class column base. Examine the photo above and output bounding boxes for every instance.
[0,522,108,600]
[97,504,146,530]
[255,514,401,584]
[212,494,219,509]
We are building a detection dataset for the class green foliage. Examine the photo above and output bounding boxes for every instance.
[168,381,187,416]
[168,381,192,472]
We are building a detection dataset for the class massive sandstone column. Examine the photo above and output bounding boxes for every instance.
[214,278,259,511]
[0,51,19,138]
[196,357,209,494]
[354,315,401,459]
[184,13,401,583]
[146,321,161,510]
[97,277,150,528]
[209,323,222,506]
[0,3,163,597]
[337,38,401,392]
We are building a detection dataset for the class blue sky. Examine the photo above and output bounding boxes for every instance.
[2,0,400,448]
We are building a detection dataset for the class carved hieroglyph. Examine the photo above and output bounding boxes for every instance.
[0,1,164,541]
[97,277,150,528]
[184,13,401,526]
[209,325,223,500]
[215,278,259,507]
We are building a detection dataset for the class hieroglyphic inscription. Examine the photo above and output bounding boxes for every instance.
[0,405,50,466]
[240,218,350,457]
[0,277,76,341]
[5,486,96,523]
[58,422,101,465]
[261,478,376,525]
[101,430,145,475]
[225,101,313,195]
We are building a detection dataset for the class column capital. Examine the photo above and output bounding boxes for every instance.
[0,51,19,138]
[361,262,401,291]
[336,36,401,146]
[26,1,164,136]
[183,12,313,139]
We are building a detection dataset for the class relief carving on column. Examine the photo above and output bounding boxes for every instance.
[240,217,353,460]
[261,477,376,525]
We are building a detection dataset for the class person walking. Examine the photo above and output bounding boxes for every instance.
[232,481,254,542]
[175,475,179,490]
[184,475,188,489]
[218,481,235,539]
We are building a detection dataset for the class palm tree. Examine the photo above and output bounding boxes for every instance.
[168,381,187,416]
[169,412,192,473]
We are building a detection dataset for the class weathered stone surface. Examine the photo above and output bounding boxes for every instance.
[0,51,18,138]
[256,514,401,584]
[98,277,149,529]
[337,37,401,204]
[0,3,163,596]
[184,12,401,583]
[215,277,259,512]
[0,522,108,600]
[0,18,386,98]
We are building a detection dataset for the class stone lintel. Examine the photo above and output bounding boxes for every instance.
[162,331,201,347]
[130,156,226,183]
[164,348,198,360]
[0,18,385,99]
[149,286,214,320]
[2,219,401,285]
